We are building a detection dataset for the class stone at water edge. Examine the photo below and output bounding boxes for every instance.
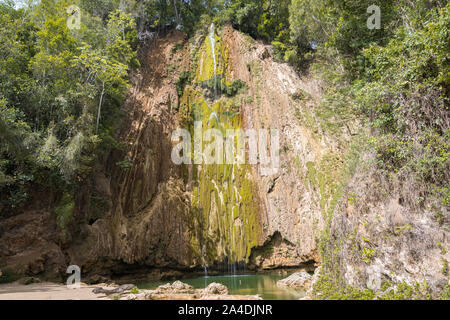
[156,281,195,293]
[277,272,312,289]
[203,283,229,295]
[172,280,194,291]
[92,284,135,295]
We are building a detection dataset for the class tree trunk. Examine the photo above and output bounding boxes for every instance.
[173,0,180,26]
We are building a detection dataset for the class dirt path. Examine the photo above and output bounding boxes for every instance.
[0,282,109,300]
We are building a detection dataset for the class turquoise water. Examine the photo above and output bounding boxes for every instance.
[138,274,305,300]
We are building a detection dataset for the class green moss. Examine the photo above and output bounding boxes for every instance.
[313,274,375,300]
[181,30,262,266]
[0,268,21,284]
[394,223,414,235]
[313,275,434,300]
[361,247,375,264]
[175,71,193,97]
[441,285,450,300]
[196,32,229,84]
[377,281,433,300]
[305,161,316,189]
[55,193,74,239]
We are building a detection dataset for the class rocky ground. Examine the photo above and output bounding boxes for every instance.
[0,280,261,301]
[119,281,262,301]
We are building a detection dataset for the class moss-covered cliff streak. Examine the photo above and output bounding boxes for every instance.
[180,26,262,267]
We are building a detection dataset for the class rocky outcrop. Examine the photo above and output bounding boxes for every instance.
[155,281,195,294]
[0,209,67,281]
[92,284,135,295]
[325,180,449,296]
[202,282,229,295]
[277,272,312,290]
[65,31,199,275]
[223,26,323,269]
[113,281,261,301]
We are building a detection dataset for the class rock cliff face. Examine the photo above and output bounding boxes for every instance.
[0,27,323,279]
[221,27,324,270]
[0,26,447,297]
[67,25,327,273]
[67,31,198,275]
[69,25,327,275]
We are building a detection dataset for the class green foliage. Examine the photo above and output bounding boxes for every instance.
[0,269,21,284]
[356,4,449,189]
[116,160,133,171]
[313,274,376,300]
[55,193,75,237]
[225,79,247,97]
[215,0,290,45]
[377,281,433,300]
[175,70,193,97]
[0,1,138,215]
[442,285,450,300]
[130,286,139,294]
[313,274,435,300]
[361,247,375,264]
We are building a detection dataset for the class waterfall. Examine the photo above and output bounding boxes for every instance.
[191,24,258,277]
[202,245,208,279]
[209,23,217,97]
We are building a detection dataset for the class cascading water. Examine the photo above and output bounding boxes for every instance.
[209,23,217,97]
[184,23,261,278]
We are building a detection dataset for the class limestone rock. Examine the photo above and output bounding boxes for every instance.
[136,281,261,300]
[202,282,229,295]
[256,46,271,60]
[306,266,322,297]
[172,280,194,291]
[277,272,312,290]
[156,281,195,294]
[93,284,135,295]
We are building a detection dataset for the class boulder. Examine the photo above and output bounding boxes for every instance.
[203,283,229,295]
[172,280,194,291]
[156,281,194,294]
[156,283,172,291]
[277,272,312,290]
[93,284,135,295]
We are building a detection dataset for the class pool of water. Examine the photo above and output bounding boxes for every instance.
[138,274,305,300]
